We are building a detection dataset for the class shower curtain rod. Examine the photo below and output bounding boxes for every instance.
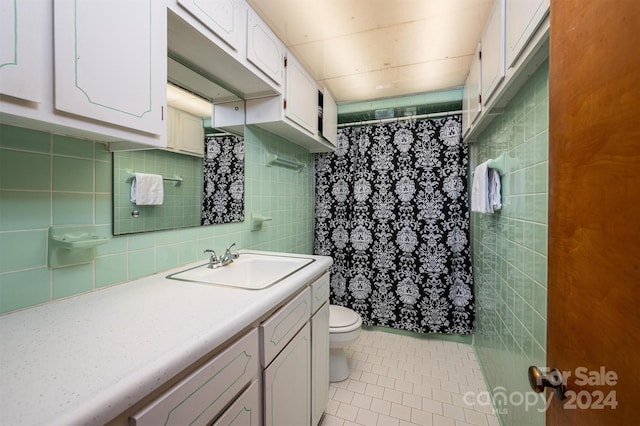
[337,109,463,128]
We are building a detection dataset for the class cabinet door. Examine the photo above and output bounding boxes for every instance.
[462,42,482,137]
[481,0,505,104]
[167,107,180,149]
[0,0,43,102]
[54,0,166,136]
[285,53,318,135]
[264,323,311,426]
[505,0,549,67]
[321,89,338,146]
[178,111,205,156]
[260,287,311,367]
[311,303,329,426]
[247,8,284,87]
[177,0,245,51]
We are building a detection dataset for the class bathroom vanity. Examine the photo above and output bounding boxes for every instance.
[0,250,332,426]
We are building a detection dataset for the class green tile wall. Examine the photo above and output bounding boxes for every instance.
[0,124,314,314]
[113,150,203,234]
[471,60,549,426]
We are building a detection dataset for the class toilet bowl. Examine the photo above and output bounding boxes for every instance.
[329,304,362,382]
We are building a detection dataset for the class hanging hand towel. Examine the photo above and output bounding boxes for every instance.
[131,172,164,205]
[488,168,502,212]
[471,161,490,213]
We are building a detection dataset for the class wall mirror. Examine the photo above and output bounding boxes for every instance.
[112,65,245,235]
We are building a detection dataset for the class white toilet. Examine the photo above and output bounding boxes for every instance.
[329,304,363,382]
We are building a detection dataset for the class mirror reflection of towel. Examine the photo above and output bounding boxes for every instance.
[131,173,164,205]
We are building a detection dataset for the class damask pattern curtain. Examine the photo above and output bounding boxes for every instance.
[202,135,245,225]
[314,116,474,334]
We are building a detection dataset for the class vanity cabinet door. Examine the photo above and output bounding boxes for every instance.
[264,323,311,426]
[311,302,329,426]
[246,8,285,87]
[260,287,311,367]
[0,0,43,102]
[311,272,330,314]
[53,0,166,136]
[177,0,246,51]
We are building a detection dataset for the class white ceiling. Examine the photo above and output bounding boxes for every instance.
[248,0,494,103]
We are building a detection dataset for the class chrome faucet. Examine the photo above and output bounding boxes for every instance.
[220,242,240,266]
[204,249,219,269]
[203,243,239,269]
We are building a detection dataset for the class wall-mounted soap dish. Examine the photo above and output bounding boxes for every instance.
[48,225,110,268]
[251,213,272,231]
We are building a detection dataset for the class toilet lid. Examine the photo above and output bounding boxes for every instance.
[330,305,361,328]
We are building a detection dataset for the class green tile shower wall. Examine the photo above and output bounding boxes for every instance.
[471,60,549,426]
[0,124,315,314]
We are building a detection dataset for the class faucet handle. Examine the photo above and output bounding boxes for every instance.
[225,243,240,260]
[204,249,218,260]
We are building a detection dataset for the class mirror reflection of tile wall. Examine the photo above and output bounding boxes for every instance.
[113,150,203,235]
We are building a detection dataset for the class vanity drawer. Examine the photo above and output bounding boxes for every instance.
[311,272,330,314]
[131,328,259,426]
[260,287,311,367]
[212,378,261,426]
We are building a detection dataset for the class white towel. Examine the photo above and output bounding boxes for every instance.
[471,161,490,213]
[488,168,502,212]
[471,162,502,214]
[131,173,164,205]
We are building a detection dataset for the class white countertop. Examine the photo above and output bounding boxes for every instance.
[0,250,332,426]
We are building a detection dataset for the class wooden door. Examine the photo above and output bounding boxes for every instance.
[547,0,640,424]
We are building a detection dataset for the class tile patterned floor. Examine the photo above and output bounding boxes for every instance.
[321,329,499,426]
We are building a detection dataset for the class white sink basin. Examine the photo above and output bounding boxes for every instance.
[167,253,314,290]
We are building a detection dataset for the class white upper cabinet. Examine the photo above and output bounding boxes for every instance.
[0,0,43,102]
[284,54,318,135]
[463,0,549,141]
[54,0,166,136]
[246,8,285,87]
[481,0,505,105]
[168,0,280,100]
[462,42,482,138]
[321,88,338,147]
[244,50,335,152]
[506,0,550,67]
[177,0,245,51]
[167,107,205,157]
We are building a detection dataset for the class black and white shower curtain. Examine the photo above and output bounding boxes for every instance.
[202,135,244,225]
[314,116,474,334]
